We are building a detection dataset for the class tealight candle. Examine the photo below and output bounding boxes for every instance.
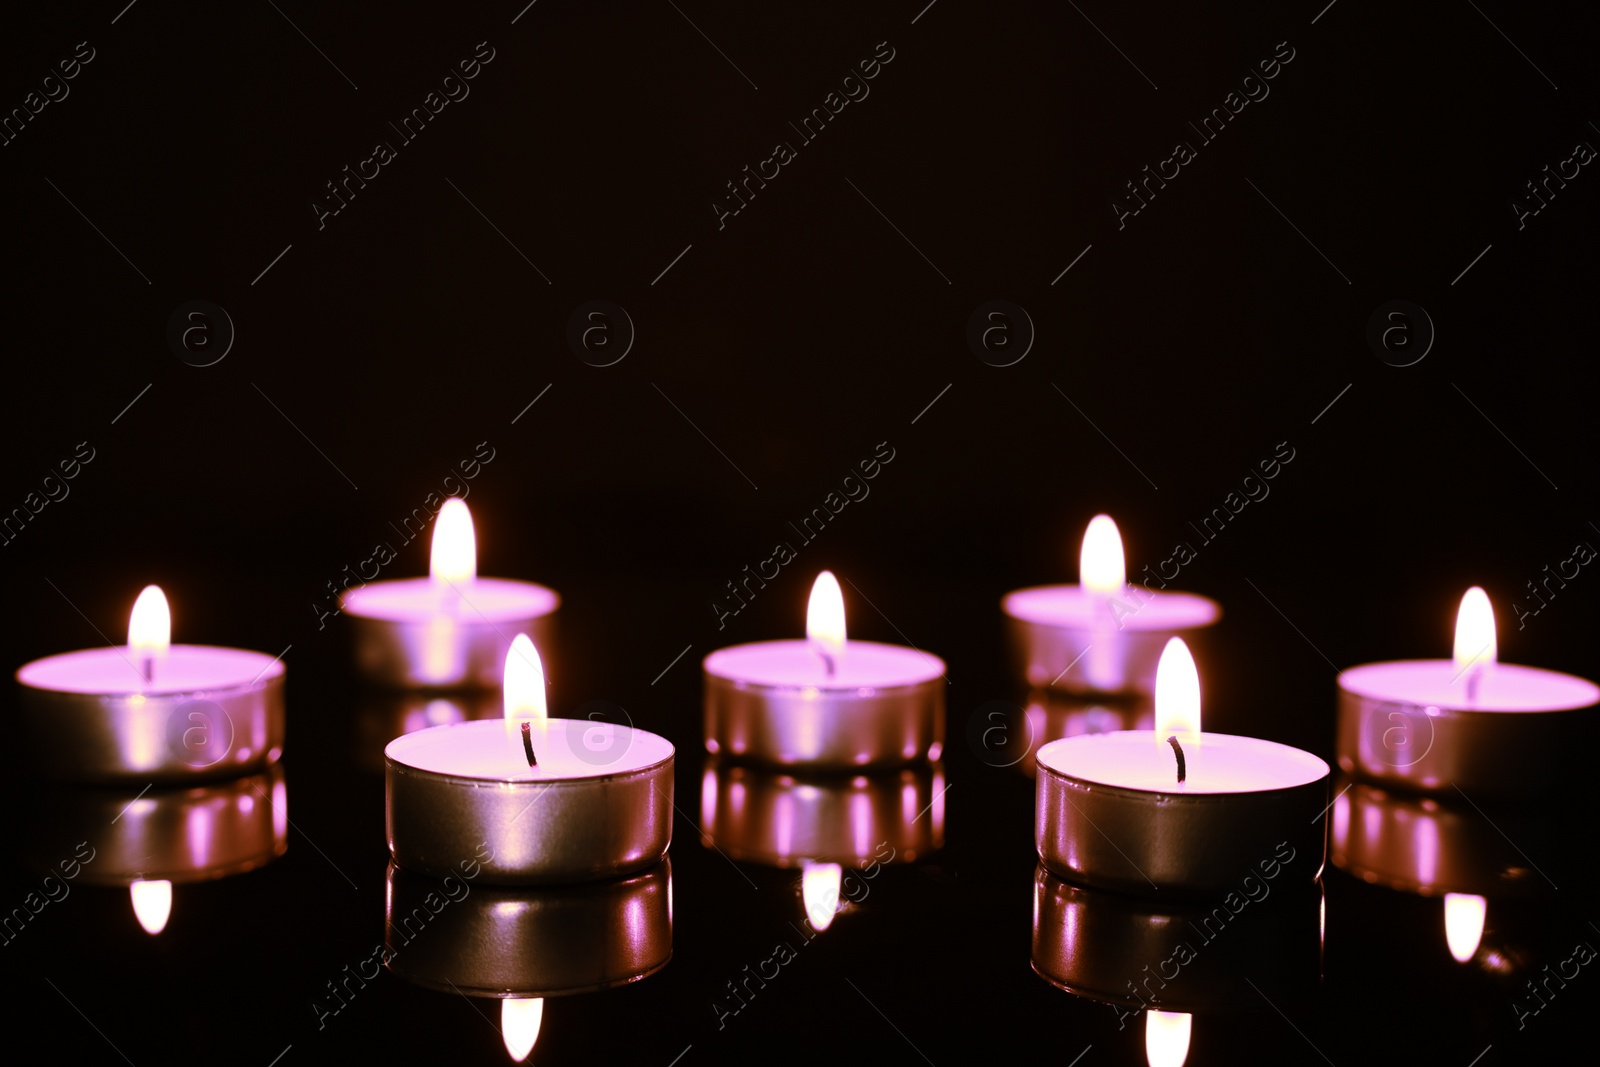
[343,499,559,689]
[703,571,946,768]
[385,635,674,884]
[1035,638,1329,897]
[15,586,285,783]
[1336,587,1600,795]
[1004,515,1220,696]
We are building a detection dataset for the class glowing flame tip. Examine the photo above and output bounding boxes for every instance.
[802,862,843,931]
[1146,1010,1192,1067]
[1453,586,1497,673]
[430,498,477,585]
[503,634,547,724]
[128,585,171,654]
[1154,637,1201,740]
[1444,892,1487,963]
[806,571,847,656]
[1080,514,1126,593]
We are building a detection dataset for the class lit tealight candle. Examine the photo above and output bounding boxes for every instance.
[1035,638,1329,897]
[343,499,559,689]
[15,585,285,783]
[1336,586,1600,794]
[1003,515,1220,696]
[385,635,674,884]
[703,571,946,768]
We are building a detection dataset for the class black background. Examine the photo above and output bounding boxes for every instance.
[1,1,1596,1064]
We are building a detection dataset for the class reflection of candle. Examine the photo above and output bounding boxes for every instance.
[385,859,672,1063]
[704,572,945,768]
[386,636,673,884]
[16,585,285,782]
[21,765,288,936]
[343,499,559,689]
[699,758,944,867]
[1003,515,1220,695]
[1146,1011,1191,1067]
[1036,639,1328,896]
[1329,776,1552,968]
[1336,587,1600,794]
[1030,864,1321,1016]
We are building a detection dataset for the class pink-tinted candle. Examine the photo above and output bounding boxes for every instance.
[1336,586,1599,794]
[15,585,285,782]
[1035,638,1328,897]
[386,635,673,884]
[1004,515,1220,695]
[343,499,558,689]
[703,571,946,768]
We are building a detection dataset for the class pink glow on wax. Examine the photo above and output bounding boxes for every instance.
[342,577,557,623]
[1037,731,1328,793]
[1339,660,1598,712]
[1003,585,1219,631]
[704,639,943,690]
[385,719,672,781]
[17,645,283,695]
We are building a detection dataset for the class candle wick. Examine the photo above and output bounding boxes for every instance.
[1166,735,1186,784]
[141,655,153,685]
[1465,667,1480,706]
[521,721,537,767]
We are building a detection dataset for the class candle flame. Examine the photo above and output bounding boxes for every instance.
[1444,892,1487,963]
[1154,637,1201,740]
[1080,514,1126,593]
[130,879,172,935]
[430,498,477,585]
[503,634,547,726]
[1452,587,1496,674]
[1145,1010,1192,1067]
[802,861,843,931]
[128,585,171,654]
[806,571,847,661]
[501,997,543,1062]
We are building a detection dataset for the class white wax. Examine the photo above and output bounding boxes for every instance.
[703,640,944,690]
[17,645,283,696]
[1339,660,1599,712]
[1036,731,1328,793]
[1003,585,1219,631]
[342,577,558,623]
[386,719,673,781]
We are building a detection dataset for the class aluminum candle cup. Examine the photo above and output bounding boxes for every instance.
[704,571,946,769]
[1035,732,1329,898]
[385,859,673,997]
[1003,586,1219,696]
[1335,661,1599,795]
[15,586,285,784]
[1003,515,1219,696]
[1031,864,1321,1011]
[1336,586,1600,795]
[703,641,945,768]
[344,578,558,689]
[1329,778,1552,897]
[698,759,945,866]
[385,719,674,885]
[22,764,288,886]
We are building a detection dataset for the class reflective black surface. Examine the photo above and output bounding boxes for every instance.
[3,1,1596,1064]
